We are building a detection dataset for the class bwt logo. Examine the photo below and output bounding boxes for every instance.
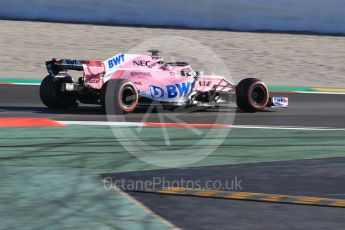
[108,54,125,69]
[274,97,288,103]
[149,82,194,99]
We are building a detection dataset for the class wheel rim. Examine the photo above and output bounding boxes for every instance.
[118,84,138,112]
[250,84,267,106]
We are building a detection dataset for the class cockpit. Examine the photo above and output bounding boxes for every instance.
[148,50,195,77]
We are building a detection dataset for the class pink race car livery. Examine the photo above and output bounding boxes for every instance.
[40,50,288,114]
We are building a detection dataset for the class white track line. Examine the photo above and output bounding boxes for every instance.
[58,121,345,131]
[13,83,41,86]
[61,121,145,127]
[293,91,345,95]
[232,125,345,131]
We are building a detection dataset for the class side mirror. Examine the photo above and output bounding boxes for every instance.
[195,71,204,79]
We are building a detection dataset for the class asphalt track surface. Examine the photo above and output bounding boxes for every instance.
[1,84,345,128]
[103,157,345,230]
[1,84,345,229]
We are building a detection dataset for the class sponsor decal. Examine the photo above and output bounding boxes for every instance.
[149,85,164,99]
[130,72,152,77]
[62,59,81,65]
[133,60,151,67]
[133,82,142,86]
[273,97,288,103]
[151,56,162,60]
[149,82,193,99]
[272,97,289,106]
[108,53,125,69]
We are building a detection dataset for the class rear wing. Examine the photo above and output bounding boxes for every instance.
[46,59,103,77]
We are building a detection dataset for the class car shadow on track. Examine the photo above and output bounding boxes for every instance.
[0,105,275,123]
[0,105,243,114]
[0,105,104,115]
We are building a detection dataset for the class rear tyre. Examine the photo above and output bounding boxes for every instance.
[236,78,269,112]
[104,79,139,115]
[40,75,76,109]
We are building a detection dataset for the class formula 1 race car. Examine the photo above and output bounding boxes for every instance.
[40,50,288,114]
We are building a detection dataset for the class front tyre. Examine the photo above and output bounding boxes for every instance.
[104,79,139,115]
[236,78,269,112]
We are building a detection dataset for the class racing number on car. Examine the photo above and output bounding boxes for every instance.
[199,81,212,87]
